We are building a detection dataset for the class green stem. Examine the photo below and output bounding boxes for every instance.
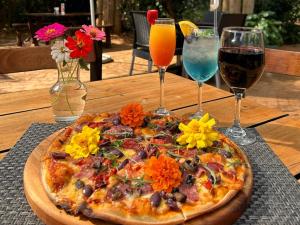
[64,84,75,116]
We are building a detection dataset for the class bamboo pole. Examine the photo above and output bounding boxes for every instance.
[222,0,230,12]
[96,0,104,26]
[228,0,242,13]
[242,0,255,14]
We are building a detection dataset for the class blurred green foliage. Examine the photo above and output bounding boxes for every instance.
[254,0,300,44]
[246,11,284,46]
[119,0,209,31]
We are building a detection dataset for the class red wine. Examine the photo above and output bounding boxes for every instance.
[218,47,265,89]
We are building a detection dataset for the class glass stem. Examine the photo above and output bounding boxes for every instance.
[197,82,204,114]
[233,92,243,128]
[159,67,166,109]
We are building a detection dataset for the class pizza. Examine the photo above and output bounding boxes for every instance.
[41,103,249,225]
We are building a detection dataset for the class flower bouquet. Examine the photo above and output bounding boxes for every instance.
[34,23,105,122]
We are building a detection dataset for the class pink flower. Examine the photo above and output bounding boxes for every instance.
[80,25,105,41]
[35,23,68,42]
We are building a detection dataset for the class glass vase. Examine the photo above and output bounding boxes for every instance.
[50,59,87,122]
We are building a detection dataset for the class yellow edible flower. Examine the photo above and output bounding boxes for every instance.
[65,125,100,159]
[176,113,219,149]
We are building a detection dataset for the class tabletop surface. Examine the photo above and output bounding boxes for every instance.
[0,72,299,178]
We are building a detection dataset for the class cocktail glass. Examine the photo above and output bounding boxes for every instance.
[149,18,176,116]
[182,29,219,118]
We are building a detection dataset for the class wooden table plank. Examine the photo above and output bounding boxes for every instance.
[0,152,6,160]
[0,73,230,116]
[0,75,231,151]
[256,117,300,176]
[173,96,287,128]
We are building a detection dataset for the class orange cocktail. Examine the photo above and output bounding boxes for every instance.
[149,22,176,67]
[149,18,176,116]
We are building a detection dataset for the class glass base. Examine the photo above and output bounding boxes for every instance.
[154,107,170,116]
[187,111,219,125]
[54,115,79,123]
[189,111,204,120]
[225,126,256,146]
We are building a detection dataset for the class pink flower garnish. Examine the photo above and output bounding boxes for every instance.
[34,23,68,42]
[80,25,105,41]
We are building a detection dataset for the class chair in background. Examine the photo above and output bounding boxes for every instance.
[197,11,222,27]
[129,11,184,76]
[129,11,152,76]
[217,13,247,36]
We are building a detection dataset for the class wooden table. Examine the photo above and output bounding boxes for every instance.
[0,73,299,180]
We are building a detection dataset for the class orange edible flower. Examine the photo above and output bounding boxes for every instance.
[144,154,182,192]
[120,103,145,128]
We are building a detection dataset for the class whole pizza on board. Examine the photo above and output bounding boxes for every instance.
[41,103,249,225]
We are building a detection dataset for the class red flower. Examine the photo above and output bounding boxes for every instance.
[65,31,93,58]
[147,10,158,25]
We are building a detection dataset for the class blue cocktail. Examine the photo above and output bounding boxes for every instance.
[183,29,219,118]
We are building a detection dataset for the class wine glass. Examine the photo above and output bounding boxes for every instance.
[182,28,219,118]
[149,18,176,116]
[218,27,265,145]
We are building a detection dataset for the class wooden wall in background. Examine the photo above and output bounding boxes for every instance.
[0,46,56,74]
[96,0,121,34]
[265,48,300,76]
[222,0,254,14]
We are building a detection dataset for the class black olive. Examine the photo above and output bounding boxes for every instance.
[219,149,232,158]
[142,116,151,127]
[59,203,71,213]
[96,151,104,157]
[138,150,147,159]
[136,136,144,142]
[150,192,161,207]
[166,198,180,211]
[172,187,179,193]
[112,117,121,125]
[215,175,221,184]
[81,207,93,217]
[95,180,107,189]
[185,174,195,185]
[182,161,195,172]
[213,140,222,147]
[117,159,129,170]
[110,149,124,158]
[83,185,93,197]
[111,189,124,201]
[75,202,87,215]
[160,191,167,199]
[174,192,187,203]
[75,180,85,189]
[208,175,215,184]
[51,152,68,160]
[186,159,192,164]
[165,193,175,200]
[92,161,102,169]
[147,144,158,157]
[98,140,111,147]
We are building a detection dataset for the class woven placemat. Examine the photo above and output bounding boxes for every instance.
[0,124,299,225]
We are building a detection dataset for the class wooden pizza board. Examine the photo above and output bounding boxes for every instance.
[24,130,253,225]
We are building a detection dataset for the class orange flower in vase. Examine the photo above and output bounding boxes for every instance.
[120,103,145,128]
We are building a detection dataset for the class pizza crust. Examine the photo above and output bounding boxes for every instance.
[40,116,251,225]
[181,190,238,220]
[87,205,185,225]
